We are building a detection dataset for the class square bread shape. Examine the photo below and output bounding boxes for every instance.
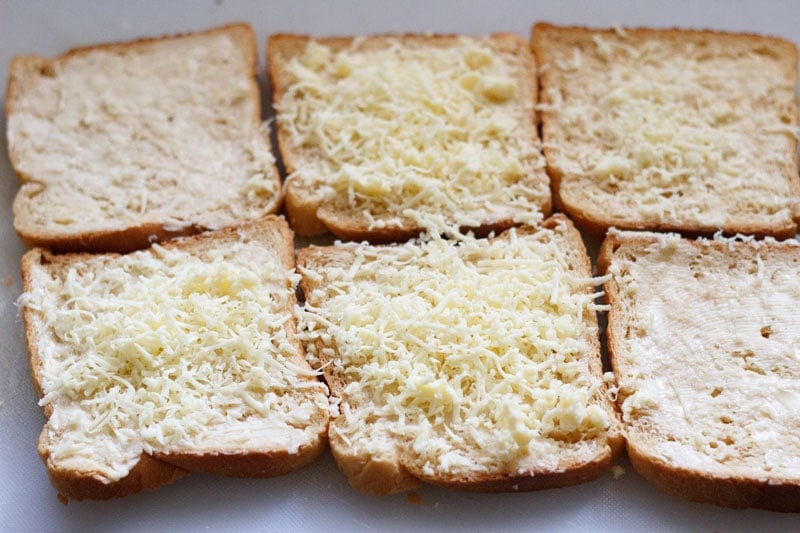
[599,230,800,511]
[269,33,551,241]
[532,23,800,238]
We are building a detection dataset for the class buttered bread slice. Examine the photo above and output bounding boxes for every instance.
[20,217,329,501]
[269,33,551,241]
[599,230,800,511]
[7,24,281,253]
[532,23,800,238]
[298,215,622,495]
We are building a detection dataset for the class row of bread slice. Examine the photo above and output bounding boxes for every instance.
[22,213,800,511]
[7,23,799,253]
[22,214,625,501]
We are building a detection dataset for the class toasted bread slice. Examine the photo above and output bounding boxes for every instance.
[298,215,622,495]
[269,33,551,241]
[598,230,800,511]
[20,216,329,502]
[6,24,281,253]
[531,23,800,238]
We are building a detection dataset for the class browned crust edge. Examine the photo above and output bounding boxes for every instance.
[40,445,188,503]
[157,438,327,479]
[627,442,800,512]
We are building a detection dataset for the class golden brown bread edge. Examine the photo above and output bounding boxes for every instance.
[268,32,550,242]
[597,231,800,512]
[531,22,800,240]
[6,23,281,254]
[298,215,623,495]
[21,217,327,502]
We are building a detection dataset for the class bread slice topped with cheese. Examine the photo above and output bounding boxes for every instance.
[20,216,329,502]
[298,215,622,495]
[531,23,800,238]
[6,24,281,253]
[269,33,551,241]
[599,230,800,511]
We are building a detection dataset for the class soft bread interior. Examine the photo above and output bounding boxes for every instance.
[606,232,800,483]
[7,25,280,248]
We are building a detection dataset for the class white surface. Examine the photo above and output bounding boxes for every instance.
[2,1,800,531]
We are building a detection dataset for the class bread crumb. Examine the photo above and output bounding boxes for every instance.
[512,484,519,491]
[4,277,12,286]
[611,465,626,479]
[407,492,423,505]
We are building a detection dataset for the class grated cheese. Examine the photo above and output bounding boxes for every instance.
[277,36,549,232]
[539,29,799,229]
[300,222,611,477]
[24,239,327,482]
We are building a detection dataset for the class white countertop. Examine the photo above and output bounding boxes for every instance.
[2,1,800,530]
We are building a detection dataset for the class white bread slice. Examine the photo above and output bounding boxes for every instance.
[531,23,800,239]
[298,215,622,495]
[268,33,551,241]
[20,216,329,502]
[598,230,800,511]
[6,24,281,253]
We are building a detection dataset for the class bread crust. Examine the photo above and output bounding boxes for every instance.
[532,23,800,239]
[269,32,550,241]
[7,24,282,253]
[41,446,187,504]
[299,215,622,495]
[599,230,800,512]
[21,216,328,501]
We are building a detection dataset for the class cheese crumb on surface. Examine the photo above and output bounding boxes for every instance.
[300,221,612,477]
[278,36,549,231]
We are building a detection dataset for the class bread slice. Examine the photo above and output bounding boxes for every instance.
[20,216,329,502]
[531,23,800,238]
[6,24,281,253]
[297,215,622,495]
[269,33,551,241]
[598,230,800,511]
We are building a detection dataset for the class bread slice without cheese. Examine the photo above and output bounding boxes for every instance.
[531,23,800,238]
[269,33,551,241]
[6,24,282,253]
[598,230,800,511]
[298,215,622,495]
[20,216,329,502]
